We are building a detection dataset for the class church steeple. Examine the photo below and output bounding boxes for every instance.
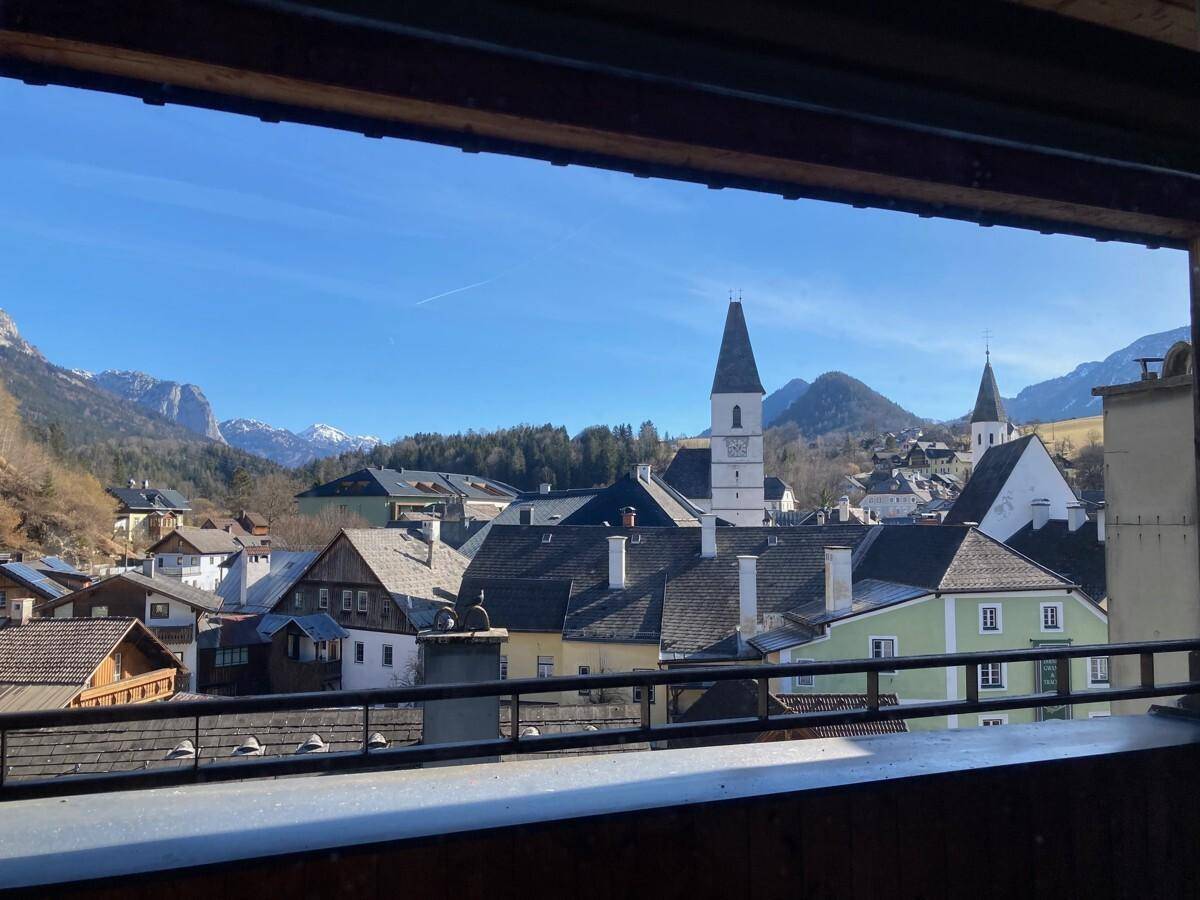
[970,359,1008,424]
[711,300,765,396]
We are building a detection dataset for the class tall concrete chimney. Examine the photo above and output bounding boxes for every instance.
[1031,498,1050,530]
[634,464,652,483]
[608,535,627,589]
[816,510,826,526]
[838,496,851,523]
[1097,502,1106,543]
[142,557,155,578]
[824,547,853,614]
[142,479,150,490]
[738,555,758,640]
[700,514,717,558]
[1067,501,1086,532]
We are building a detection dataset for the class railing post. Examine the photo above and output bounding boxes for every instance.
[193,715,200,773]
[510,693,521,743]
[1140,652,1156,689]
[756,678,769,720]
[642,683,653,730]
[866,670,879,711]
[1185,652,1200,712]
[362,704,369,756]
[1056,657,1071,697]
[965,663,979,703]
[1,728,5,790]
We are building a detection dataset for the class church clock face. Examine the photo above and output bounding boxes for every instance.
[725,436,749,458]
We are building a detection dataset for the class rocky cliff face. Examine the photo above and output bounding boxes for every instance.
[91,370,226,443]
[0,309,43,359]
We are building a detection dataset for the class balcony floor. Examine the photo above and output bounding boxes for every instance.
[1,712,1198,895]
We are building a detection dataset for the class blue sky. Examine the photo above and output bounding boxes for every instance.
[0,80,1189,440]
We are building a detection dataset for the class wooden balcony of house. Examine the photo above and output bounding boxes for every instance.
[149,624,194,645]
[71,668,177,708]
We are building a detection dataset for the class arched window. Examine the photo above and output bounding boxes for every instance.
[732,405,742,428]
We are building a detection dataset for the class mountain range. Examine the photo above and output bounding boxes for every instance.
[219,419,380,467]
[1003,325,1189,422]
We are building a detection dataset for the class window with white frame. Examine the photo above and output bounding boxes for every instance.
[978,604,1001,633]
[979,714,1008,726]
[979,662,1005,689]
[318,588,329,609]
[1040,602,1063,632]
[870,637,897,672]
[342,590,353,611]
[357,590,368,612]
[577,665,590,695]
[294,591,303,610]
[499,655,508,680]
[382,644,393,667]
[1088,656,1110,686]
[354,641,364,664]
[536,655,554,678]
[112,651,123,682]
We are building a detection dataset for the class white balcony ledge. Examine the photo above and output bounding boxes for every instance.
[0,713,1197,890]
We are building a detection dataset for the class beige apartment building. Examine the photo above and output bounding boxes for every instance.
[1095,341,1199,714]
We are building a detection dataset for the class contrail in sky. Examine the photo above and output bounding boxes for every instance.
[414,217,600,306]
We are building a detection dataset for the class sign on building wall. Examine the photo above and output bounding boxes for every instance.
[1033,639,1071,721]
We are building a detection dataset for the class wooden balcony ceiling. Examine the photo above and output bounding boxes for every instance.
[2,2,1199,250]
[1010,0,1198,51]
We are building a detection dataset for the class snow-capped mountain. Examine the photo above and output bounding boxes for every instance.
[0,309,43,359]
[221,419,380,467]
[1005,325,1189,422]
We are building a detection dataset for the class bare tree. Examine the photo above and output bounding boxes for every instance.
[271,505,371,550]
[249,471,301,527]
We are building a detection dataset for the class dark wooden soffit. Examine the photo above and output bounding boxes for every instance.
[2,1,1200,247]
[1009,0,1198,52]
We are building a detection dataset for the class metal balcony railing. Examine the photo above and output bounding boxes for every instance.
[0,639,1197,801]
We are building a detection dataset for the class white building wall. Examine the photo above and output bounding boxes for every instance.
[710,390,766,526]
[977,440,1076,542]
[145,592,199,691]
[971,420,1009,468]
[340,628,418,690]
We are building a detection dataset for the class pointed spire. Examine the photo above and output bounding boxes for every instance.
[970,357,1008,424]
[711,299,765,395]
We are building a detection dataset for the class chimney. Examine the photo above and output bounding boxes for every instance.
[1031,498,1050,530]
[128,478,136,489]
[539,483,551,494]
[519,505,534,526]
[1067,501,1086,533]
[633,464,652,483]
[11,596,33,626]
[838,496,851,523]
[238,551,249,608]
[700,514,717,558]
[824,547,853,614]
[142,557,155,578]
[142,479,150,490]
[1097,502,1106,543]
[621,506,637,528]
[422,519,441,568]
[738,555,759,642]
[608,535,627,589]
[815,510,826,526]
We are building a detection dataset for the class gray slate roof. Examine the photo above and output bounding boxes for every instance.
[944,434,1037,526]
[1006,520,1107,602]
[147,526,245,556]
[0,562,70,600]
[258,613,349,642]
[661,447,711,499]
[970,360,1008,423]
[711,300,765,395]
[296,467,519,502]
[107,487,191,512]
[338,529,469,602]
[458,489,601,559]
[40,571,223,614]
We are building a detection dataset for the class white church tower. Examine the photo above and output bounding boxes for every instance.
[970,351,1011,468]
[709,299,767,526]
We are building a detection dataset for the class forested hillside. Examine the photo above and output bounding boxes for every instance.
[774,371,924,437]
[295,422,676,491]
